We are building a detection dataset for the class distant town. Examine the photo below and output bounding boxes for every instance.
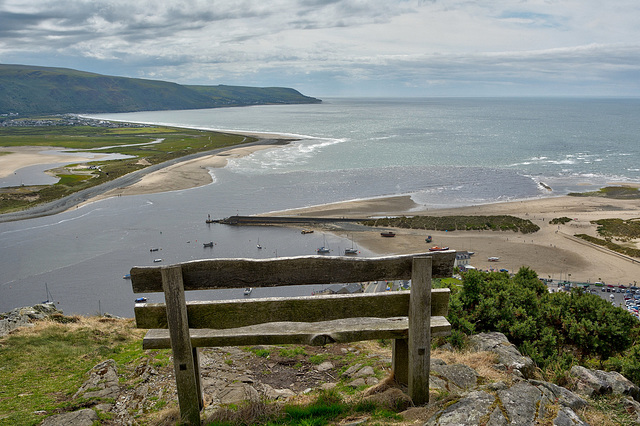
[0,114,150,128]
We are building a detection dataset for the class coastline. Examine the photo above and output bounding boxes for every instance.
[4,128,640,285]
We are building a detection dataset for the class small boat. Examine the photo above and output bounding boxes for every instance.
[345,234,358,255]
[429,246,449,251]
[488,256,500,262]
[153,258,162,262]
[135,297,147,303]
[203,241,214,248]
[301,229,314,234]
[243,287,252,296]
[206,214,214,224]
[317,234,330,254]
[425,235,432,243]
[150,248,159,252]
[123,273,131,279]
[380,231,396,237]
[256,238,262,249]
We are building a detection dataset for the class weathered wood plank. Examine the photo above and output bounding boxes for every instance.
[408,256,432,405]
[142,316,452,349]
[134,289,450,329]
[161,266,201,425]
[131,251,456,293]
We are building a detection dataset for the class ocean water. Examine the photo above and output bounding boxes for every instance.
[1,98,639,316]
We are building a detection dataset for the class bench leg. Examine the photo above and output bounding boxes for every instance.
[392,338,409,386]
[162,265,201,425]
[409,256,432,405]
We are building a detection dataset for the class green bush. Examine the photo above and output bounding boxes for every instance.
[447,267,640,383]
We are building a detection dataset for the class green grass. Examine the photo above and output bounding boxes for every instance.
[0,317,147,426]
[362,215,540,234]
[568,186,640,199]
[0,124,254,214]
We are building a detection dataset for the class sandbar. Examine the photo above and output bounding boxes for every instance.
[0,146,109,178]
[270,194,640,286]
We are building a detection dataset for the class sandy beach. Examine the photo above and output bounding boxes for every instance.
[0,146,110,178]
[6,138,640,285]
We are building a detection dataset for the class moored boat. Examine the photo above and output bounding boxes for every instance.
[135,297,147,303]
[203,241,214,248]
[380,231,396,237]
[428,246,449,251]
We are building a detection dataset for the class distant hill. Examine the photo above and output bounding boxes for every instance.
[0,64,321,116]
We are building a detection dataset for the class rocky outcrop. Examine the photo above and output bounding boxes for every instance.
[468,331,536,379]
[31,330,640,425]
[570,365,640,401]
[0,303,60,337]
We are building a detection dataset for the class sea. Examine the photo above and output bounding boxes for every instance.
[1,98,639,317]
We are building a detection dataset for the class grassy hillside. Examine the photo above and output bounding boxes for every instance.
[0,64,321,116]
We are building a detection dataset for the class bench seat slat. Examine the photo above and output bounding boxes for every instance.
[135,289,450,330]
[131,251,456,293]
[142,316,451,349]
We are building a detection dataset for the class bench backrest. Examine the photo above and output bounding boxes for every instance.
[131,251,455,329]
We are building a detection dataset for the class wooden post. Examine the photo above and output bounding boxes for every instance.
[161,265,201,425]
[408,256,432,405]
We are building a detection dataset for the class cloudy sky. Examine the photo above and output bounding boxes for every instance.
[1,0,639,97]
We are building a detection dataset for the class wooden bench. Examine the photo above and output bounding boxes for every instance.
[130,251,454,425]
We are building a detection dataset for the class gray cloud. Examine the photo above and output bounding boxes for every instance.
[1,0,639,96]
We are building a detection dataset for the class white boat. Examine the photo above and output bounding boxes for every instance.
[243,287,252,296]
[256,238,262,249]
[488,257,500,262]
[153,258,162,263]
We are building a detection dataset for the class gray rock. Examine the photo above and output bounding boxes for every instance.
[494,381,542,425]
[425,390,496,425]
[316,361,334,372]
[343,363,363,377]
[1,303,61,337]
[570,365,612,398]
[530,380,588,411]
[218,383,259,405]
[40,409,98,426]
[468,332,535,379]
[348,378,367,388]
[431,364,478,392]
[591,369,640,401]
[623,397,640,423]
[553,406,589,426]
[73,359,120,400]
[353,365,375,378]
[260,383,295,400]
